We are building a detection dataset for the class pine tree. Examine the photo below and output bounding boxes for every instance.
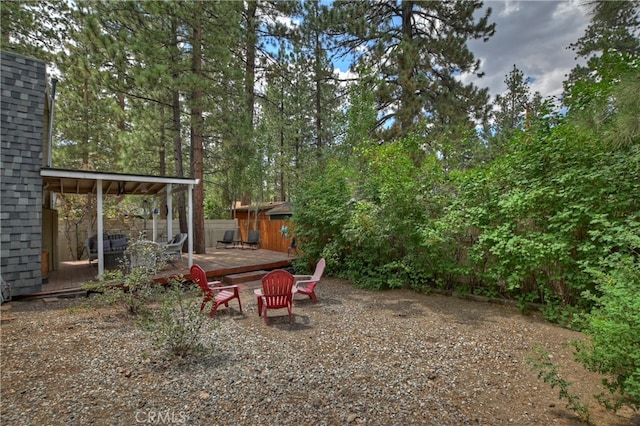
[484,65,544,159]
[564,0,640,149]
[564,0,640,106]
[328,0,495,141]
[0,0,72,62]
[218,0,299,212]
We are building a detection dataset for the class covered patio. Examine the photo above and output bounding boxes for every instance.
[41,168,199,278]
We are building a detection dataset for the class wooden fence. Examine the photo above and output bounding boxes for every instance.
[237,219,294,253]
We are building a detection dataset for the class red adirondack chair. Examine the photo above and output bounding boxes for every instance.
[255,269,295,325]
[293,258,325,303]
[190,264,242,318]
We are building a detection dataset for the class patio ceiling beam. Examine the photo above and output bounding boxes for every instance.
[132,182,146,194]
[41,168,199,187]
[105,180,117,194]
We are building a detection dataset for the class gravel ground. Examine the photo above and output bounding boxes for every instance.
[1,278,635,426]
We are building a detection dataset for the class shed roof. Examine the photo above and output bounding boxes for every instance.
[233,201,287,212]
[265,201,293,216]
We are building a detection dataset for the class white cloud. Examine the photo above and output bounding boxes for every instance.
[334,67,358,83]
[500,0,521,17]
[463,0,589,101]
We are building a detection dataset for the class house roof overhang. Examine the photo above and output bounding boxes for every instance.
[40,168,199,196]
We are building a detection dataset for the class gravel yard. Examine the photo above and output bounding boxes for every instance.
[1,278,635,425]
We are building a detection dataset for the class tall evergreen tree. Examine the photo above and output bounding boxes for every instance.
[0,0,72,62]
[564,0,640,149]
[298,0,339,154]
[210,0,298,215]
[54,43,122,171]
[56,1,248,250]
[494,65,532,133]
[73,1,192,233]
[328,0,495,141]
[486,64,544,158]
[566,0,640,86]
[258,47,309,202]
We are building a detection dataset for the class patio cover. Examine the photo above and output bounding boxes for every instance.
[41,167,199,276]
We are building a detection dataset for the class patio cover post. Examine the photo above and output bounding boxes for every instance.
[187,184,193,267]
[97,179,104,276]
[166,184,172,241]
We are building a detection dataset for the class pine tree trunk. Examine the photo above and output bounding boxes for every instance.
[170,17,188,238]
[191,0,206,253]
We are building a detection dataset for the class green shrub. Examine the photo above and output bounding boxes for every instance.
[527,345,591,423]
[84,268,159,317]
[123,237,168,274]
[292,159,354,272]
[140,278,213,358]
[572,252,640,411]
[85,271,213,359]
[531,218,640,415]
[83,235,174,316]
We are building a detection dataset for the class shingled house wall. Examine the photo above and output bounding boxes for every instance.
[1,51,47,296]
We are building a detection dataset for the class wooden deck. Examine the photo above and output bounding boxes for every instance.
[36,248,296,296]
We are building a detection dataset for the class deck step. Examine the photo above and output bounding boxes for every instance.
[224,270,268,285]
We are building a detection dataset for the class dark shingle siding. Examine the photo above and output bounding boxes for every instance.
[1,50,47,296]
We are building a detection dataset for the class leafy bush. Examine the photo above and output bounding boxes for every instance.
[293,133,454,290]
[140,278,213,358]
[292,159,354,274]
[84,235,173,316]
[291,50,639,323]
[527,345,591,423]
[530,217,640,416]
[448,116,639,318]
[572,217,640,411]
[85,270,214,359]
[124,237,168,274]
[84,268,159,316]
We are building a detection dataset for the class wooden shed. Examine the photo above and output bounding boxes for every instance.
[233,201,294,253]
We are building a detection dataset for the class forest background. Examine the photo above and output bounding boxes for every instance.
[1,0,639,411]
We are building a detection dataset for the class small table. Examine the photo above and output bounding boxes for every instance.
[104,252,124,269]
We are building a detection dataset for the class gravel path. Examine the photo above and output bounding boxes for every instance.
[1,279,634,425]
